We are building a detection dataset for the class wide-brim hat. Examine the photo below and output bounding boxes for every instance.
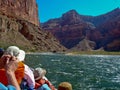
[5,46,25,61]
[34,68,46,80]
[17,50,25,61]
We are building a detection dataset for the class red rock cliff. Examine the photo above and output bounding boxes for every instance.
[0,0,39,25]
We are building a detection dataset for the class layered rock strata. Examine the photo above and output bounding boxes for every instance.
[0,0,39,25]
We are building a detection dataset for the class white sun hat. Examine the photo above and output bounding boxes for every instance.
[17,49,25,61]
[5,46,25,61]
[34,68,46,80]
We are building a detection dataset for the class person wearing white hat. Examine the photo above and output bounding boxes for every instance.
[4,46,35,90]
[0,54,21,90]
[0,46,22,90]
[34,67,56,90]
[0,46,24,86]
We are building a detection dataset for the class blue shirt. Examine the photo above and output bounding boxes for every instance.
[0,83,16,90]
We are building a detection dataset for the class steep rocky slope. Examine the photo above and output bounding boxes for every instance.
[0,0,39,26]
[42,10,93,49]
[0,0,66,52]
[70,38,96,51]
[41,8,120,51]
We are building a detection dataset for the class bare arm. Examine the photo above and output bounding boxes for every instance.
[6,71,21,90]
[4,56,21,90]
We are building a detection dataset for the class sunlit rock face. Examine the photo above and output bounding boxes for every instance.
[0,0,39,26]
[41,8,120,51]
[0,14,66,52]
[0,0,66,52]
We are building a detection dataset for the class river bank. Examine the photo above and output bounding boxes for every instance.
[65,51,120,55]
[26,51,120,56]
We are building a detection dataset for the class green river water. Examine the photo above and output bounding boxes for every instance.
[25,53,120,90]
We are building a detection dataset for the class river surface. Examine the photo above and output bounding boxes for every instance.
[25,53,120,90]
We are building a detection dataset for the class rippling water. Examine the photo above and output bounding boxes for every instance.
[25,53,120,90]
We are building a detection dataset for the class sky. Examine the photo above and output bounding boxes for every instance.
[36,0,120,23]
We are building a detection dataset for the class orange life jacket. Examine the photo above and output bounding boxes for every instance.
[35,78,56,90]
[0,62,24,86]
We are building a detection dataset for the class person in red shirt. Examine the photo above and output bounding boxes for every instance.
[34,67,56,90]
[0,49,21,90]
